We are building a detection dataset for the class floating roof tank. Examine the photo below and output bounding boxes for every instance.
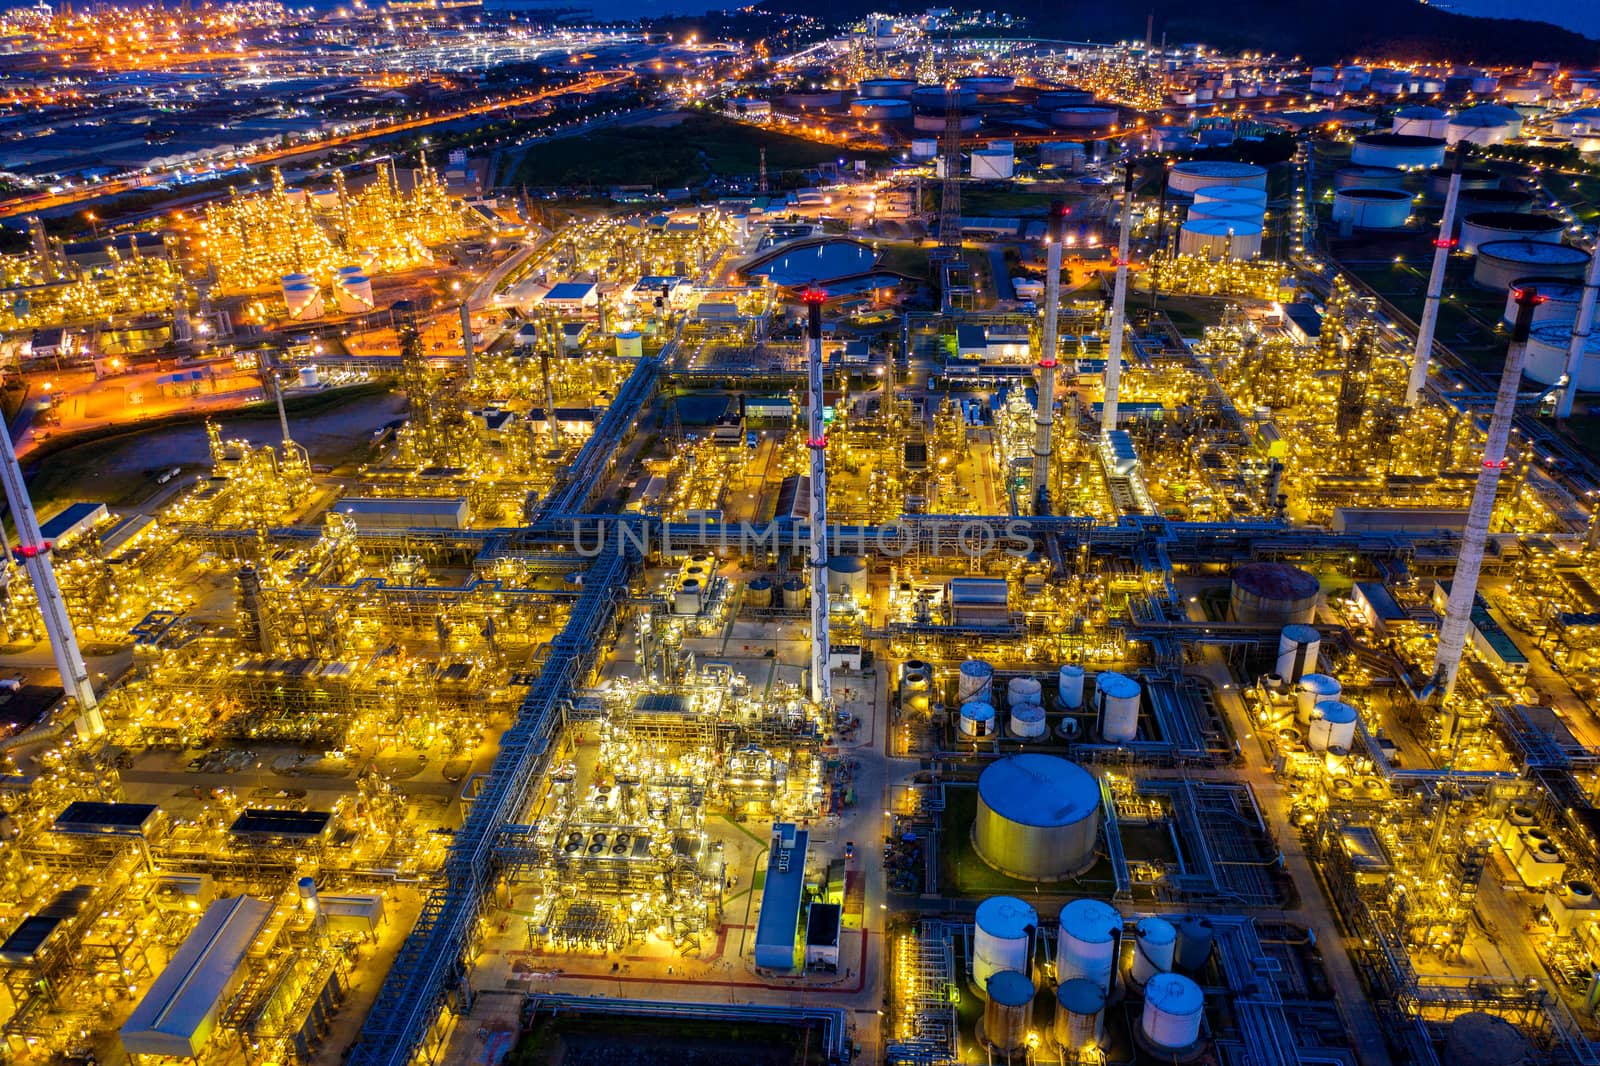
[1459,212,1564,255]
[1474,240,1588,290]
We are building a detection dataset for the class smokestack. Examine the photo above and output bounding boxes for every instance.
[461,302,474,380]
[1432,286,1542,700]
[803,289,832,707]
[1408,147,1468,405]
[1557,234,1600,419]
[1102,165,1135,435]
[1033,201,1067,512]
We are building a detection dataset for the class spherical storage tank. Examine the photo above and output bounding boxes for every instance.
[1459,212,1564,255]
[973,896,1038,991]
[1393,105,1449,139]
[1474,240,1589,290]
[983,971,1034,1052]
[1168,161,1267,195]
[1332,188,1412,229]
[1178,219,1263,260]
[850,98,912,120]
[1054,978,1107,1053]
[1334,165,1406,191]
[1309,700,1359,752]
[973,754,1101,881]
[1050,107,1117,129]
[1130,916,1177,986]
[858,77,916,98]
[1527,320,1600,392]
[1096,671,1141,742]
[1141,973,1205,1050]
[959,701,996,738]
[1229,562,1320,623]
[1296,673,1342,723]
[1058,899,1121,991]
[1351,133,1446,169]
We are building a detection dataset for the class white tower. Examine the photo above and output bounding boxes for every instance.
[1409,148,1467,406]
[1033,201,1067,512]
[1102,165,1134,435]
[803,289,831,708]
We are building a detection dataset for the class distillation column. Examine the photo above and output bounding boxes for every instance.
[1432,287,1542,699]
[1033,202,1067,512]
[803,289,832,708]
[1102,165,1134,435]
[0,420,98,726]
[461,302,475,381]
[1408,148,1466,406]
[1557,234,1600,419]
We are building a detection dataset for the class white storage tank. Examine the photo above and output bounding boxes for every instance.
[912,84,977,111]
[1058,664,1086,709]
[615,331,643,359]
[1178,218,1263,260]
[1393,105,1449,139]
[673,577,703,615]
[971,149,1015,180]
[1448,105,1521,145]
[1141,972,1205,1050]
[1296,674,1342,724]
[910,138,939,160]
[1275,624,1321,683]
[1502,277,1584,326]
[1129,916,1177,986]
[973,755,1101,881]
[915,111,981,133]
[335,273,374,314]
[1007,677,1043,708]
[982,970,1034,1051]
[1459,212,1564,255]
[1053,978,1106,1053]
[827,556,868,601]
[1058,899,1121,991]
[298,366,320,388]
[1351,133,1447,169]
[1309,700,1359,752]
[1470,75,1501,94]
[961,75,1016,96]
[1168,161,1267,195]
[1193,185,1269,209]
[1230,562,1320,623]
[973,896,1038,992]
[1189,202,1265,226]
[959,702,996,739]
[1332,188,1413,230]
[959,659,995,704]
[1474,241,1589,291]
[859,77,916,98]
[1096,671,1141,742]
[1010,703,1047,738]
[1527,319,1600,392]
[1333,165,1407,191]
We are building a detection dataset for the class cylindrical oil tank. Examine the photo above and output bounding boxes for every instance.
[959,702,996,738]
[1010,703,1047,738]
[1428,166,1500,198]
[1229,562,1320,624]
[1178,218,1263,260]
[1053,978,1106,1053]
[849,98,911,121]
[961,75,1015,96]
[1309,700,1359,752]
[970,149,1014,180]
[1096,672,1141,742]
[1311,67,1337,83]
[983,970,1034,1052]
[914,111,980,133]
[1448,110,1512,145]
[827,555,867,601]
[298,366,320,388]
[781,577,806,609]
[1296,673,1342,723]
[973,755,1101,881]
[1058,899,1121,991]
[1456,188,1534,218]
[1459,212,1564,255]
[1443,1012,1531,1066]
[1193,184,1269,209]
[912,84,977,111]
[1352,133,1446,169]
[1141,973,1204,1050]
[1037,88,1094,109]
[1189,201,1265,225]
[1050,106,1117,129]
[973,896,1038,991]
[1275,624,1321,683]
[1130,916,1177,986]
[1059,664,1086,709]
[1526,320,1600,391]
[1168,160,1267,194]
[959,659,995,704]
[1502,277,1584,326]
[335,273,374,313]
[1393,105,1449,139]
[1007,677,1043,708]
[746,576,773,608]
[1175,917,1214,971]
[285,283,324,321]
[1332,187,1413,229]
[1333,165,1407,191]
[615,330,643,359]
[859,77,916,98]
[1474,240,1589,290]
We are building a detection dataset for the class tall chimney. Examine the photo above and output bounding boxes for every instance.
[1408,147,1467,406]
[1033,202,1067,512]
[1557,235,1600,419]
[461,302,475,380]
[803,290,832,708]
[1102,165,1135,435]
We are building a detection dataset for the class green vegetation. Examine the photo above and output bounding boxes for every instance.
[875,242,933,280]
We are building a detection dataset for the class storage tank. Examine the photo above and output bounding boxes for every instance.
[1007,677,1042,708]
[850,98,912,121]
[745,576,773,608]
[971,149,1015,179]
[1037,89,1094,109]
[1393,105,1449,138]
[1050,107,1117,129]
[780,90,842,109]
[1178,218,1263,260]
[1010,703,1047,738]
[1039,141,1088,169]
[1295,674,1342,723]
[1057,899,1121,991]
[1141,973,1205,1051]
[616,331,643,359]
[1311,66,1336,84]
[1229,562,1320,624]
[1429,166,1500,198]
[1129,916,1177,986]
[982,970,1034,1052]
[913,111,981,133]
[1526,320,1600,392]
[1351,133,1447,169]
[1058,664,1086,709]
[298,366,320,388]
[781,577,806,609]
[959,659,995,704]
[1449,105,1522,144]
[959,701,996,739]
[1456,188,1535,217]
[1053,978,1106,1053]
[973,755,1101,880]
[858,77,916,98]
[1332,188,1412,229]
[1474,241,1589,290]
[1168,160,1268,194]
[1333,165,1407,191]
[1470,75,1501,94]
[973,896,1038,991]
[961,75,1015,96]
[1193,185,1269,208]
[335,273,374,314]
[1309,700,1359,752]
[1189,202,1266,225]
[1096,671,1141,742]
[673,577,703,615]
[1502,277,1584,326]
[912,84,977,111]
[910,137,939,159]
[1443,1012,1531,1066]
[1275,624,1321,683]
[1459,212,1564,255]
[827,556,867,601]
[1175,917,1214,971]
[284,281,323,321]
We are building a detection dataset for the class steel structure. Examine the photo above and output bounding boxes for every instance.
[937,86,962,251]
[1102,164,1134,434]
[1409,148,1466,406]
[1033,202,1066,511]
[803,290,832,707]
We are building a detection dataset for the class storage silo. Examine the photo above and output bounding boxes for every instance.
[1459,212,1564,255]
[1178,218,1263,260]
[959,702,996,739]
[1526,320,1600,392]
[1443,1012,1531,1066]
[1141,973,1205,1051]
[1096,672,1141,742]
[615,331,644,359]
[1129,916,1177,986]
[973,755,1101,881]
[959,659,995,704]
[982,970,1034,1052]
[1309,700,1359,752]
[1275,624,1321,683]
[1007,677,1043,708]
[1351,133,1446,169]
[1474,241,1588,290]
[1502,277,1584,326]
[1175,917,1214,971]
[1393,105,1450,139]
[1229,562,1320,624]
[1058,664,1086,709]
[1332,188,1413,230]
[781,577,806,609]
[1295,673,1342,723]
[1168,161,1267,194]
[1010,703,1047,738]
[973,896,1038,991]
[1053,978,1106,1053]
[1057,899,1121,991]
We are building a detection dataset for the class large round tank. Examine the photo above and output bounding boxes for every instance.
[1333,165,1407,191]
[1229,562,1320,624]
[1096,671,1141,743]
[1332,187,1413,229]
[1526,319,1600,392]
[1309,700,1359,752]
[1460,212,1564,255]
[781,577,806,609]
[1503,277,1585,326]
[914,111,981,133]
[1178,218,1263,260]
[973,896,1038,992]
[1130,916,1177,986]
[1428,166,1500,198]
[1276,624,1321,683]
[615,330,643,359]
[1193,185,1269,208]
[1296,674,1342,723]
[1007,677,1043,708]
[1039,141,1088,168]
[959,659,995,704]
[961,75,1015,96]
[974,755,1101,881]
[1141,972,1205,1050]
[1010,703,1047,738]
[1393,105,1449,139]
[1443,1012,1531,1066]
[1352,133,1446,169]
[746,576,773,608]
[959,701,996,739]
[1189,201,1266,225]
[1474,241,1588,290]
[858,77,916,98]
[298,366,320,388]
[1050,106,1117,129]
[912,84,977,111]
[335,273,374,314]
[1175,917,1214,971]
[1058,664,1086,709]
[1448,107,1517,145]
[850,98,912,120]
[1053,978,1106,1053]
[1168,160,1267,195]
[780,90,842,109]
[982,970,1034,1052]
[1471,75,1501,94]
[1058,899,1121,991]
[827,555,867,601]
[1457,188,1535,217]
[1037,88,1094,109]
